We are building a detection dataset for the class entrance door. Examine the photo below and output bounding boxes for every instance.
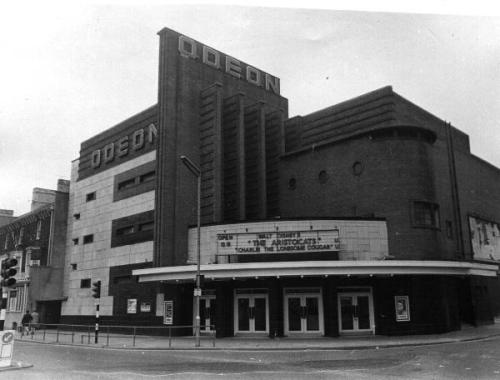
[200,296,216,332]
[337,291,374,334]
[284,289,323,335]
[234,293,268,334]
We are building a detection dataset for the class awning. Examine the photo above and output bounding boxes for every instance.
[133,260,499,283]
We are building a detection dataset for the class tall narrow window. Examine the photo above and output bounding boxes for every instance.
[446,220,453,239]
[36,220,42,240]
[17,227,24,245]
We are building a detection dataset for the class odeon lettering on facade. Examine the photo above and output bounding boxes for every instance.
[90,123,157,168]
[178,35,280,94]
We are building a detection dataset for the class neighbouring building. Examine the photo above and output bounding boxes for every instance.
[0,210,15,227]
[0,180,69,328]
[60,27,499,338]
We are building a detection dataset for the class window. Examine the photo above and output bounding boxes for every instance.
[352,161,364,176]
[412,201,440,228]
[7,290,17,311]
[318,170,328,184]
[113,161,156,202]
[139,171,156,183]
[138,221,154,232]
[73,213,81,220]
[71,263,77,270]
[72,238,79,245]
[111,210,155,248]
[118,178,136,191]
[86,192,96,202]
[446,220,453,239]
[116,226,135,236]
[83,234,94,244]
[17,227,24,245]
[8,287,24,312]
[36,220,42,240]
[80,278,91,288]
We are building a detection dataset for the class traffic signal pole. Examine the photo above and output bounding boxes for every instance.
[95,303,99,344]
[0,258,18,331]
[0,287,8,331]
[92,280,101,344]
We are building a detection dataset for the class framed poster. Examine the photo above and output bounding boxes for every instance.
[394,296,410,322]
[127,298,137,314]
[163,300,173,325]
[140,302,151,312]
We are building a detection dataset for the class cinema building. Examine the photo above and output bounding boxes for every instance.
[61,27,500,337]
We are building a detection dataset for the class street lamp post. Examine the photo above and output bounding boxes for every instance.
[180,155,202,347]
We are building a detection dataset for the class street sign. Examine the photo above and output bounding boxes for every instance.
[0,330,15,367]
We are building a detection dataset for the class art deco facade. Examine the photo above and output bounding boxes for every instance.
[58,27,499,337]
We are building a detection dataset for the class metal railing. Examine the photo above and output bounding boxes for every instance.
[17,323,216,348]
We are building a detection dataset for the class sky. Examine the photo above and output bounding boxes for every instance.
[1,1,499,216]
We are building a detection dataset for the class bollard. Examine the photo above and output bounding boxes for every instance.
[56,325,60,343]
[43,326,46,341]
[133,327,136,347]
[169,327,172,348]
[106,326,110,346]
[71,326,75,344]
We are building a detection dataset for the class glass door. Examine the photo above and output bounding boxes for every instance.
[284,289,323,335]
[234,293,269,334]
[337,291,374,334]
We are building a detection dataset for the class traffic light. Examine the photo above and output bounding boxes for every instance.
[91,280,101,298]
[1,258,18,287]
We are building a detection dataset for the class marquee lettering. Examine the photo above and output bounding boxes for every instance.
[178,35,280,95]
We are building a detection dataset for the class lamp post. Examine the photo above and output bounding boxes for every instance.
[180,155,201,347]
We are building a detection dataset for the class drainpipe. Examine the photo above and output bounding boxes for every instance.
[47,207,55,265]
[445,122,465,259]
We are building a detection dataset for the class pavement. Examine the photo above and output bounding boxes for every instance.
[12,321,500,351]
